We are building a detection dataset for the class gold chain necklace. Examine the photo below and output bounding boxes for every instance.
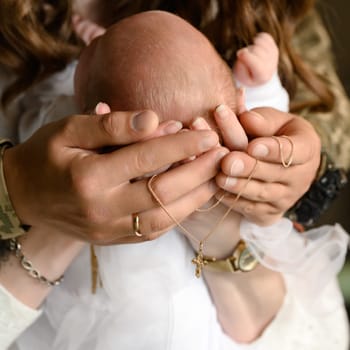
[147,159,258,278]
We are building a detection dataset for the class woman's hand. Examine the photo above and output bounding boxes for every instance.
[4,108,225,244]
[216,107,321,226]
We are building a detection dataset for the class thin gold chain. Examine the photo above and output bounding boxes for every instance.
[147,159,259,277]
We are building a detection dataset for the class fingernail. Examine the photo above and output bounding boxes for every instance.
[224,177,238,189]
[131,111,152,131]
[95,102,109,115]
[163,121,183,134]
[200,133,218,151]
[192,117,209,130]
[215,104,231,119]
[230,158,244,175]
[252,144,269,158]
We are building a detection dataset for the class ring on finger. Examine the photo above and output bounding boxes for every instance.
[132,213,143,237]
[272,135,294,168]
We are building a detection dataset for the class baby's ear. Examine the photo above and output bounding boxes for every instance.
[236,87,247,115]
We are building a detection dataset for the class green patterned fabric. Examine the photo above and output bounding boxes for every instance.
[293,11,350,170]
[0,139,27,239]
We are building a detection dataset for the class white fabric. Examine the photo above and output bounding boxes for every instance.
[236,72,289,112]
[0,63,348,349]
[0,284,41,349]
[13,227,350,350]
[241,219,349,313]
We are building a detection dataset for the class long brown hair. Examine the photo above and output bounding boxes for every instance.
[0,0,80,107]
[0,0,333,112]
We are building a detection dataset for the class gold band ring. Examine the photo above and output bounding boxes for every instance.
[132,213,142,237]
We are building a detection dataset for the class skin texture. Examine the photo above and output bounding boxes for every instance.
[74,11,286,342]
[72,9,321,227]
[0,7,321,344]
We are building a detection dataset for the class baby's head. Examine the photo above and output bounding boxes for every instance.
[75,10,237,129]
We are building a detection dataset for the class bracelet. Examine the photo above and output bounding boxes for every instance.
[8,238,64,287]
[287,151,348,227]
[202,240,259,273]
[0,139,28,239]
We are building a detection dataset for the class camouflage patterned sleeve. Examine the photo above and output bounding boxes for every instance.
[292,11,350,170]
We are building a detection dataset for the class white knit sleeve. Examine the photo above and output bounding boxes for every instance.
[237,72,290,112]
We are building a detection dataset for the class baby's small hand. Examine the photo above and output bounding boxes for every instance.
[72,14,106,45]
[233,33,279,87]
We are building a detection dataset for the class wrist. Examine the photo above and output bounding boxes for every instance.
[18,227,85,280]
[286,151,348,227]
[0,227,84,308]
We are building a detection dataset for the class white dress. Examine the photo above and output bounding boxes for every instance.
[0,63,348,350]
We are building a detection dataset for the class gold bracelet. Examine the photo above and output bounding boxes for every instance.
[202,240,259,273]
[0,139,28,239]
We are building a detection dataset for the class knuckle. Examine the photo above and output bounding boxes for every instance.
[99,114,120,139]
[243,203,255,215]
[69,160,96,198]
[59,115,81,139]
[134,148,157,178]
[149,178,170,204]
[147,216,169,238]
[256,184,269,202]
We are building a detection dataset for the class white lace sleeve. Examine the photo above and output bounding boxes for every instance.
[236,218,349,349]
[0,284,41,349]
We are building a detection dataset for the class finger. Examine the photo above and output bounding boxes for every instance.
[236,88,247,115]
[220,151,309,184]
[233,59,254,86]
[214,105,248,150]
[107,180,218,243]
[239,107,294,137]
[72,16,105,44]
[142,120,183,140]
[253,33,277,53]
[247,120,320,165]
[236,47,261,71]
[116,147,228,216]
[240,108,320,164]
[55,110,160,148]
[95,104,183,140]
[216,173,289,208]
[92,130,219,183]
[95,102,111,114]
[191,117,211,130]
[217,194,283,226]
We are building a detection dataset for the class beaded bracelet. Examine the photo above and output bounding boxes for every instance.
[0,139,28,239]
[8,238,64,287]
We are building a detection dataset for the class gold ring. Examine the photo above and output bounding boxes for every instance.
[272,135,294,168]
[132,213,142,237]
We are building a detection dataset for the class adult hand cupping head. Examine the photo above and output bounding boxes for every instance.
[216,107,321,226]
[3,107,224,244]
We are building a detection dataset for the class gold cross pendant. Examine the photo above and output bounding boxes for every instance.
[191,242,207,278]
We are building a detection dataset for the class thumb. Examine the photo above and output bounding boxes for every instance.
[55,109,160,149]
